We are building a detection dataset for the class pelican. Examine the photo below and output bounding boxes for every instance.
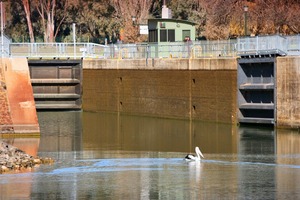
[185,146,204,161]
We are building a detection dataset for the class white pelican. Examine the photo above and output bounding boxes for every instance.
[185,146,204,161]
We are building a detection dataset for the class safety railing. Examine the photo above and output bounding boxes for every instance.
[287,35,300,55]
[0,35,11,57]
[95,40,238,59]
[9,43,108,58]
[5,35,300,59]
[237,35,288,56]
[8,40,238,59]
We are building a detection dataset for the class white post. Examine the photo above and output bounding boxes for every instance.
[256,36,259,53]
[1,1,4,58]
[73,23,76,58]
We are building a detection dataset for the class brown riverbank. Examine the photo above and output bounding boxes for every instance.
[0,140,54,174]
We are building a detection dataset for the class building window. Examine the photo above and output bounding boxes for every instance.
[168,29,175,42]
[149,29,158,42]
[160,29,175,42]
[182,30,191,41]
[160,30,167,42]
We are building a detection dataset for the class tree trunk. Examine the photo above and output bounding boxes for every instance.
[35,0,67,43]
[22,0,35,43]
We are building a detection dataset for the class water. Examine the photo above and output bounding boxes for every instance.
[1,111,300,199]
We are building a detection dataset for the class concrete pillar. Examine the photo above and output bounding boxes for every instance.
[0,58,39,134]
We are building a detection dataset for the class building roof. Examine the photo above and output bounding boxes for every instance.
[148,18,197,26]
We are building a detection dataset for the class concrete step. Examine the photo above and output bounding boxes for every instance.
[35,104,81,110]
[31,79,80,85]
[239,83,274,90]
[239,117,275,124]
[34,93,80,99]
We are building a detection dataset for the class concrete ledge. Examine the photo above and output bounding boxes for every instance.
[0,124,40,134]
[239,103,274,110]
[34,94,80,99]
[83,58,237,70]
[239,117,275,124]
[35,104,81,110]
[31,79,80,84]
[239,83,274,90]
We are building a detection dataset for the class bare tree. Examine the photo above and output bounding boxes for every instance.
[200,0,243,39]
[112,0,152,42]
[201,0,300,39]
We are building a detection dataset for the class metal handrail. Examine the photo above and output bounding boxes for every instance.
[4,35,300,59]
[237,35,288,56]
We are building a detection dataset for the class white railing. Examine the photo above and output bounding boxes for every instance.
[237,35,288,56]
[9,43,108,58]
[0,35,11,57]
[287,35,300,55]
[4,35,300,59]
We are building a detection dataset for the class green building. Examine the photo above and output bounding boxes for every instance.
[146,18,196,58]
[148,18,196,43]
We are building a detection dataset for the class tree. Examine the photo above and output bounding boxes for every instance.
[5,1,30,42]
[70,0,120,44]
[201,0,300,39]
[235,0,300,36]
[200,0,246,39]
[5,0,300,43]
[113,0,153,43]
[22,0,35,42]
[170,0,206,39]
[33,0,70,42]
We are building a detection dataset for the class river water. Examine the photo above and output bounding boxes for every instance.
[1,111,300,199]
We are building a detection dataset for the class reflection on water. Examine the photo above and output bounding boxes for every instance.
[276,129,300,199]
[0,111,300,199]
[37,111,82,152]
[82,112,237,154]
[238,126,276,199]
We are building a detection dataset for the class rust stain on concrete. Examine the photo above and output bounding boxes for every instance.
[0,58,39,134]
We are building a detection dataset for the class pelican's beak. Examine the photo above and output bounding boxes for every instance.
[199,151,204,158]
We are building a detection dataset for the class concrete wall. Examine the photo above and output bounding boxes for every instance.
[0,58,39,134]
[1,56,299,130]
[277,56,300,128]
[0,60,13,132]
[83,58,237,124]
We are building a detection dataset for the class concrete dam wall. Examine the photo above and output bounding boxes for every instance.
[0,58,39,134]
[277,56,300,128]
[1,56,300,132]
[82,56,300,128]
[82,58,238,124]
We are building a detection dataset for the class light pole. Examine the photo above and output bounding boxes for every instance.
[131,16,137,26]
[73,23,76,58]
[244,5,248,36]
[1,1,4,58]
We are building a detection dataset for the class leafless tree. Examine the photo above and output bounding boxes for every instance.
[112,0,152,42]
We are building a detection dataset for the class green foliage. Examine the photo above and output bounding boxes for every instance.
[5,1,27,42]
[66,0,121,44]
